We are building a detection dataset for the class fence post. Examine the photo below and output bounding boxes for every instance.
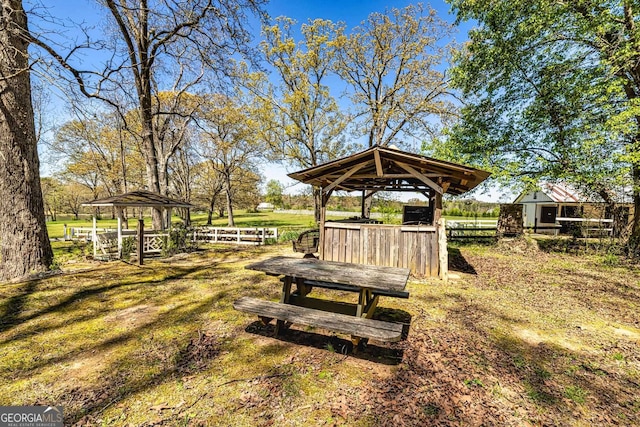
[261,228,265,245]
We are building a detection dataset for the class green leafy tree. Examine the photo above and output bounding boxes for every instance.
[198,93,262,227]
[334,4,457,217]
[246,18,349,222]
[264,179,284,209]
[335,4,457,148]
[27,0,266,229]
[445,0,640,247]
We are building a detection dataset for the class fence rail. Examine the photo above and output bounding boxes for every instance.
[446,220,498,240]
[192,227,278,245]
[65,226,115,241]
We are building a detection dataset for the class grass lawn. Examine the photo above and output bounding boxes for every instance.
[1,238,639,425]
[46,210,497,238]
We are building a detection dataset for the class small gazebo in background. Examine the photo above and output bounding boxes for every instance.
[289,146,491,278]
[82,190,193,260]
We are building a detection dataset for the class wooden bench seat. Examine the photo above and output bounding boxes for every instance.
[233,296,403,342]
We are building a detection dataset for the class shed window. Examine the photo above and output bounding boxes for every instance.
[540,206,557,223]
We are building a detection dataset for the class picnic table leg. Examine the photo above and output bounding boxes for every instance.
[275,276,293,336]
[356,289,366,317]
[293,277,312,297]
[363,291,379,319]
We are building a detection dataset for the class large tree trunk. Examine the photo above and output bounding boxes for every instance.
[0,0,54,281]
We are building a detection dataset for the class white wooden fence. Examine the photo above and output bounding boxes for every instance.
[192,227,278,245]
[65,226,112,241]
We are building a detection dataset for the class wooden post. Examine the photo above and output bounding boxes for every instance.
[275,276,292,336]
[319,190,328,260]
[137,219,144,265]
[92,215,97,258]
[116,207,123,259]
[166,208,172,230]
[433,191,443,225]
[438,218,448,282]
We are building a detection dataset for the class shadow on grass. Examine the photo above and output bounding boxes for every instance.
[57,296,223,425]
[240,306,412,365]
[0,280,39,334]
[448,247,477,275]
[0,262,211,343]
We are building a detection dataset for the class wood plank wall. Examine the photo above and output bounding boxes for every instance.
[322,223,439,277]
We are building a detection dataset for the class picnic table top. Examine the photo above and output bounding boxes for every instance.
[245,256,410,294]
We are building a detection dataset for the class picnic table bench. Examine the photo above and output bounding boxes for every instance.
[235,256,410,348]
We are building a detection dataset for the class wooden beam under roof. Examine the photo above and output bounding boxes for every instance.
[374,149,384,177]
[323,161,372,194]
[397,162,443,194]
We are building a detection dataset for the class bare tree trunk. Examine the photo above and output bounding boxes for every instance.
[224,175,235,227]
[361,190,374,219]
[629,162,640,253]
[0,0,54,281]
[313,187,322,224]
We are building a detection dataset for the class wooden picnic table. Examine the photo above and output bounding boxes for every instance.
[235,256,410,348]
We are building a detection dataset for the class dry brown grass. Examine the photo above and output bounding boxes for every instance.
[0,239,638,426]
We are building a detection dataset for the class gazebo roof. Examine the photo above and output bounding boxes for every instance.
[288,146,491,196]
[82,190,193,208]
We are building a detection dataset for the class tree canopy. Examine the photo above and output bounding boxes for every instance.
[443,0,640,243]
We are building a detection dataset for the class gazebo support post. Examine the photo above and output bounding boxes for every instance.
[438,218,448,282]
[166,208,172,230]
[116,207,123,259]
[92,214,97,259]
[433,191,442,224]
[320,188,333,260]
[137,219,144,265]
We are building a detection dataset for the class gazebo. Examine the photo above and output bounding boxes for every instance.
[288,145,491,278]
[82,190,193,260]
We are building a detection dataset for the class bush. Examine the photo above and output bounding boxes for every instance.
[121,236,136,261]
[278,230,301,243]
[163,222,196,256]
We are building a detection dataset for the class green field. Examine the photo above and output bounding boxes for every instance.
[47,210,497,239]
